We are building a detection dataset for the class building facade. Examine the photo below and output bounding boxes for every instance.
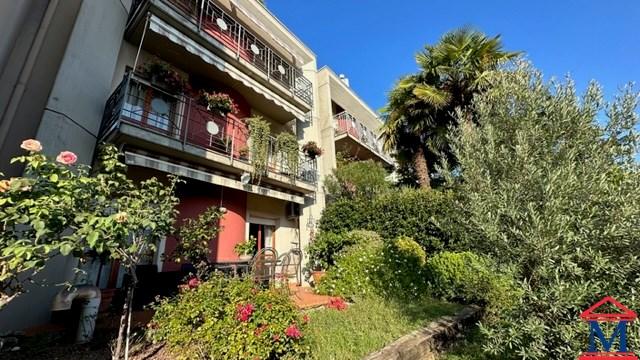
[0,0,391,333]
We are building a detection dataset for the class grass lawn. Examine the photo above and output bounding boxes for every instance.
[305,296,461,360]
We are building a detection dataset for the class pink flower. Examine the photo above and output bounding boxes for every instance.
[328,297,347,311]
[285,324,302,339]
[302,314,310,324]
[20,139,42,152]
[236,303,255,322]
[56,151,77,165]
[187,277,200,289]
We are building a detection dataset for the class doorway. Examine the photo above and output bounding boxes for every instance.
[249,223,276,252]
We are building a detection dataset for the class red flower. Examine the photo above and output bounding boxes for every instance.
[328,297,347,311]
[236,303,255,322]
[302,314,310,324]
[187,277,200,289]
[285,324,302,339]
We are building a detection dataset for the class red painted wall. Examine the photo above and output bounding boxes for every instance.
[185,84,250,159]
[162,182,247,272]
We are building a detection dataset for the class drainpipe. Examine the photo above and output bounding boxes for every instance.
[51,285,101,344]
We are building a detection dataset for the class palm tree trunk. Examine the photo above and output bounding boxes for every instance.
[413,147,431,189]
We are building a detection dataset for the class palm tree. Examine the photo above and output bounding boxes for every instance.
[381,28,519,188]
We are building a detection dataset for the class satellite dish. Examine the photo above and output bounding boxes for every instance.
[240,172,251,185]
[277,65,285,74]
[206,121,220,135]
[216,18,228,31]
[150,98,170,115]
[250,44,260,55]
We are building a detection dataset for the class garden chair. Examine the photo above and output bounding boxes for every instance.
[250,248,278,287]
[288,247,303,286]
[275,252,292,293]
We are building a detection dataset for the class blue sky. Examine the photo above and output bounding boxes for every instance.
[268,0,640,112]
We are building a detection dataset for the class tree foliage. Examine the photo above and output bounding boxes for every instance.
[446,62,640,358]
[381,28,518,188]
[323,159,390,201]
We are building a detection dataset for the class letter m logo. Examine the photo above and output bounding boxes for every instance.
[588,320,627,352]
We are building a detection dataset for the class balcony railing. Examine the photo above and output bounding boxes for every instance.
[130,0,313,107]
[333,111,393,163]
[100,73,317,185]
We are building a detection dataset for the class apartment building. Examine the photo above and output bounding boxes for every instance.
[0,0,391,333]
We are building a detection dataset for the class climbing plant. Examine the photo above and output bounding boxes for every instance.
[275,131,299,180]
[246,116,271,184]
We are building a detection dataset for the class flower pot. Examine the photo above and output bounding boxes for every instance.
[311,270,326,285]
[239,254,253,261]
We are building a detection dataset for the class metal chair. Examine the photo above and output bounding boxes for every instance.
[250,248,278,286]
[275,252,292,293]
[288,247,303,286]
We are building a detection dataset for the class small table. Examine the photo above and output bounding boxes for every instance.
[213,260,250,277]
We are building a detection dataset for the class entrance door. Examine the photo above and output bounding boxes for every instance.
[249,223,276,252]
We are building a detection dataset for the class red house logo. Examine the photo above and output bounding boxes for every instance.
[578,296,637,359]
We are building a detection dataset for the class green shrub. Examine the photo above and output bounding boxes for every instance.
[317,234,429,300]
[148,274,308,359]
[306,230,374,270]
[426,251,520,317]
[318,188,459,254]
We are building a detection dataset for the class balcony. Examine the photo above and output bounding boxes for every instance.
[99,73,317,190]
[333,111,393,165]
[128,0,313,108]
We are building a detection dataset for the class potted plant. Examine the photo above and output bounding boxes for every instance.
[302,141,323,159]
[310,260,326,285]
[139,60,188,94]
[199,91,239,116]
[238,145,250,160]
[234,235,257,261]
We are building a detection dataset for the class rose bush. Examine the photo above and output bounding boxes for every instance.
[149,273,308,359]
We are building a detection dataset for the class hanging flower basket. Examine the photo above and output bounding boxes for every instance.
[199,91,239,116]
[139,60,188,94]
[302,141,323,159]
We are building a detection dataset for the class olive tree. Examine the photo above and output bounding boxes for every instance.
[444,62,640,358]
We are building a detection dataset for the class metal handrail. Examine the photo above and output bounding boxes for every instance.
[132,0,313,106]
[333,111,393,163]
[100,74,317,184]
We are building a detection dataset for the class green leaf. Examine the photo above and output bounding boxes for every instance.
[87,231,99,246]
[60,243,73,256]
[49,174,59,182]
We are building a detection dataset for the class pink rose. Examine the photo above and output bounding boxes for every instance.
[56,151,77,165]
[20,139,42,152]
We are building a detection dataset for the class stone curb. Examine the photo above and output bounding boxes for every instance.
[363,305,481,360]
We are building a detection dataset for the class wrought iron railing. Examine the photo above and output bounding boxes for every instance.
[129,0,313,107]
[333,111,393,163]
[100,74,317,185]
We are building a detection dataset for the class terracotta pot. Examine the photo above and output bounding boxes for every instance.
[311,270,326,285]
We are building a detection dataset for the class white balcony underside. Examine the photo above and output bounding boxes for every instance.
[124,151,306,204]
[147,15,306,120]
